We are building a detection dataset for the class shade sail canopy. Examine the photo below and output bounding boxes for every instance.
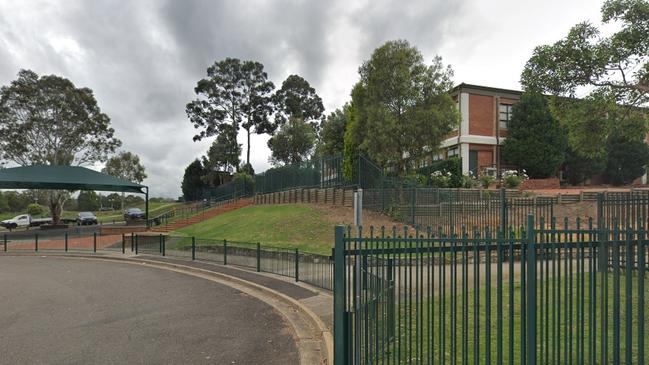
[0,165,146,194]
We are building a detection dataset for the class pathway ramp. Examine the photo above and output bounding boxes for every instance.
[150,198,253,233]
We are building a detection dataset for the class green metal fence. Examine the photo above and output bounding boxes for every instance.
[333,216,648,364]
[124,233,334,291]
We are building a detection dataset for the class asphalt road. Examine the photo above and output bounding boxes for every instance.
[0,256,298,364]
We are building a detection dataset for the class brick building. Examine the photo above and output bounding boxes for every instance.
[440,83,522,177]
[442,83,648,185]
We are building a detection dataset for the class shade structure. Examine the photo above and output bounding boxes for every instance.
[0,165,146,193]
[0,165,149,222]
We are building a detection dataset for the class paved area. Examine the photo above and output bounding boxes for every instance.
[0,256,298,365]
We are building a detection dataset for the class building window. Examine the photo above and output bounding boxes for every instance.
[447,147,459,158]
[499,104,513,129]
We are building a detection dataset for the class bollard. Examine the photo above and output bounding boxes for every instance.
[121,234,125,254]
[135,234,139,254]
[294,248,299,282]
[159,234,163,254]
[35,233,38,252]
[65,233,68,252]
[131,232,134,252]
[162,235,166,257]
[191,237,196,260]
[93,232,97,252]
[223,239,227,265]
[256,242,261,272]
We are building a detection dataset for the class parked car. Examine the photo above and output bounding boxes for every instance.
[123,208,145,220]
[0,214,53,230]
[76,212,98,225]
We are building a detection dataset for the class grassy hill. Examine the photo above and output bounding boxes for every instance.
[175,205,338,254]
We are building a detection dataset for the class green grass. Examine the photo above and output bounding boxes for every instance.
[364,271,648,364]
[174,205,336,254]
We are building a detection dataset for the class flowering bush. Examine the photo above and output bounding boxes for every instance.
[430,170,452,188]
[502,170,529,189]
[479,174,496,189]
[461,172,480,188]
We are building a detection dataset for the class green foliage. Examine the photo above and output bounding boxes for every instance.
[0,69,121,166]
[349,40,459,176]
[202,124,241,188]
[26,203,44,216]
[429,170,452,188]
[343,88,367,180]
[124,195,144,206]
[272,74,324,129]
[267,117,317,166]
[521,0,648,109]
[181,159,206,201]
[186,58,275,164]
[403,172,427,186]
[77,191,100,211]
[604,132,649,185]
[563,148,606,185]
[3,191,30,212]
[479,174,496,189]
[502,93,567,178]
[418,157,463,187]
[239,163,255,176]
[102,151,147,183]
[502,170,529,189]
[233,172,255,195]
[0,193,8,213]
[317,105,348,157]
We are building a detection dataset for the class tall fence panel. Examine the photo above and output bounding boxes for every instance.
[333,218,649,364]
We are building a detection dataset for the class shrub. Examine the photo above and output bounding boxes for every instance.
[430,170,452,188]
[479,174,496,189]
[26,203,44,216]
[502,170,529,189]
[460,173,479,188]
[233,172,255,195]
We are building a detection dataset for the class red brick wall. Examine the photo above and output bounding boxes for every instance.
[520,178,560,190]
[469,94,494,136]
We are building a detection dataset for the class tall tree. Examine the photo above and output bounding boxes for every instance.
[348,40,458,176]
[316,105,349,157]
[77,191,100,211]
[267,117,316,166]
[202,124,241,187]
[273,74,324,129]
[502,93,568,178]
[102,151,147,210]
[186,58,275,165]
[181,159,206,201]
[521,0,648,108]
[0,69,121,223]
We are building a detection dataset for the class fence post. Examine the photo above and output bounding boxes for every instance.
[159,234,162,254]
[135,234,139,254]
[295,248,299,282]
[500,188,507,237]
[526,214,536,365]
[191,236,196,260]
[223,239,228,265]
[256,242,261,272]
[333,225,346,365]
[3,234,6,252]
[131,232,134,252]
[65,233,68,252]
[411,187,417,226]
[162,235,166,257]
[93,232,97,252]
[121,234,125,254]
[35,233,38,252]
[597,193,608,272]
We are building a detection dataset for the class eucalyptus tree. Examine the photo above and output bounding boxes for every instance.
[102,151,147,210]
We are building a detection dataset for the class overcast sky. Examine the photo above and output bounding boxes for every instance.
[0,0,605,197]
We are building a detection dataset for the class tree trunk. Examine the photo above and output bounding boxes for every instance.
[47,191,67,225]
[246,128,251,165]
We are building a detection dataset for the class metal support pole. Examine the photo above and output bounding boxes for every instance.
[65,233,68,252]
[333,226,346,365]
[256,242,261,272]
[500,188,507,237]
[35,233,38,252]
[162,235,166,257]
[93,232,97,252]
[295,248,299,282]
[121,234,125,254]
[135,234,139,254]
[223,239,227,265]
[526,214,536,365]
[191,236,196,260]
[159,234,162,254]
[3,234,7,252]
[131,232,134,252]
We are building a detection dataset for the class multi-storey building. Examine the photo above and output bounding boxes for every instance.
[443,83,521,177]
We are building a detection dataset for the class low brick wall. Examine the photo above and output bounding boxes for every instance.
[255,187,355,207]
[520,178,560,190]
